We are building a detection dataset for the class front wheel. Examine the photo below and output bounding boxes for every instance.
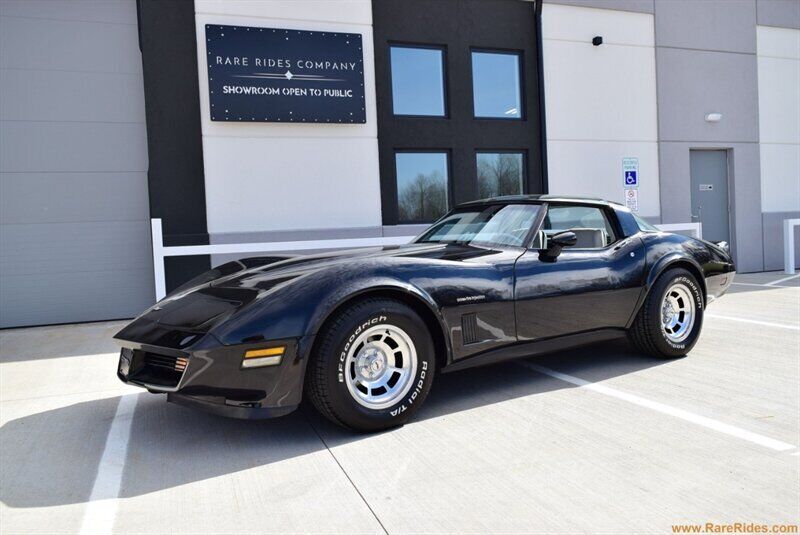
[629,268,704,358]
[305,298,436,432]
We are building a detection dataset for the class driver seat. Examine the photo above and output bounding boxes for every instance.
[569,228,608,248]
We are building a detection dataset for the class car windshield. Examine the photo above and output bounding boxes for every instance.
[416,204,541,247]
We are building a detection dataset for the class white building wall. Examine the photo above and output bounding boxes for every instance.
[757,25,800,214]
[193,0,382,236]
[542,4,660,218]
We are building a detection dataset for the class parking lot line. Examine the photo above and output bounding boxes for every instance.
[766,274,800,286]
[519,362,797,453]
[705,314,800,331]
[305,415,390,535]
[79,393,139,535]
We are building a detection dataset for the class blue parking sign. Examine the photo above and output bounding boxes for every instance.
[622,157,639,188]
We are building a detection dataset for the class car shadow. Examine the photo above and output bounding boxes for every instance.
[424,339,659,420]
[0,340,666,509]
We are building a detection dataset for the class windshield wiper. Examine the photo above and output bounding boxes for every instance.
[416,238,474,246]
[439,239,473,246]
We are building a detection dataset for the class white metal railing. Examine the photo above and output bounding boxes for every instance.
[150,219,415,300]
[784,218,800,275]
[655,222,702,239]
[150,219,704,301]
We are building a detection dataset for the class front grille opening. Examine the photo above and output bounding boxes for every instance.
[126,350,188,388]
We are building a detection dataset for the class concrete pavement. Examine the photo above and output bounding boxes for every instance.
[1,271,798,534]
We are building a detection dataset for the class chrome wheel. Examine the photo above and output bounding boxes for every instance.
[660,282,696,343]
[344,324,417,410]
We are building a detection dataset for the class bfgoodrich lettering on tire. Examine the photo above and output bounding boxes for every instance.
[305,298,436,432]
[629,268,704,359]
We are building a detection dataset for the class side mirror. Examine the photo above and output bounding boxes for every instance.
[539,231,577,261]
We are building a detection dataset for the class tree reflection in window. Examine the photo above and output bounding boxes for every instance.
[477,152,524,198]
[395,152,449,223]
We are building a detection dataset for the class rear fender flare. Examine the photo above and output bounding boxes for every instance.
[628,254,707,327]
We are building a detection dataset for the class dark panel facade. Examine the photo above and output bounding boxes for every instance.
[137,0,210,291]
[372,0,545,225]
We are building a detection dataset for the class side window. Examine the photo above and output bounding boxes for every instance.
[542,205,617,248]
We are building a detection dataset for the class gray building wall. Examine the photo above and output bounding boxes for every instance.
[544,0,654,14]
[0,0,153,328]
[757,0,800,271]
[655,0,764,272]
[654,0,764,272]
[1,0,797,327]
[546,0,799,273]
[757,0,800,28]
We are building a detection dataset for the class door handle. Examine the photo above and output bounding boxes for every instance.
[691,205,702,221]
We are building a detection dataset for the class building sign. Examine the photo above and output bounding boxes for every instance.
[625,188,639,212]
[205,24,366,123]
[623,157,639,188]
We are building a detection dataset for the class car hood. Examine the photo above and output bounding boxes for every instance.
[210,242,499,289]
[122,242,500,337]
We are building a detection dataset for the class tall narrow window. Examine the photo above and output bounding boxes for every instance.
[390,46,446,116]
[471,51,522,119]
[476,152,525,198]
[395,152,449,223]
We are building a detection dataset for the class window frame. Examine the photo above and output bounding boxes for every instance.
[470,47,526,121]
[388,42,450,119]
[393,149,453,225]
[535,202,624,251]
[475,149,528,198]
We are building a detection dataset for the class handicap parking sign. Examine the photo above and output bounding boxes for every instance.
[622,157,639,188]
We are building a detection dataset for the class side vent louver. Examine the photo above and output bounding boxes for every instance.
[462,313,479,344]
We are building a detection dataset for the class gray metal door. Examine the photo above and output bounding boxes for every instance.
[690,150,730,243]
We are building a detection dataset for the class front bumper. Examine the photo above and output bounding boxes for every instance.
[167,393,298,419]
[115,323,315,419]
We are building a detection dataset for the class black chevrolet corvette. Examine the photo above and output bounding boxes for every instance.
[115,196,735,431]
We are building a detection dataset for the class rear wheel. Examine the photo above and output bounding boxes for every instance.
[306,298,436,432]
[629,268,704,358]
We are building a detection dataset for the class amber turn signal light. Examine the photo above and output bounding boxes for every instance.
[242,346,285,368]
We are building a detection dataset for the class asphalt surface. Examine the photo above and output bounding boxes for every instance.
[1,271,798,534]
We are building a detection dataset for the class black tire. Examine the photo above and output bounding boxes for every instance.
[629,268,704,359]
[305,298,436,432]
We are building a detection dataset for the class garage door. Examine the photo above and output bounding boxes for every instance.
[0,1,153,328]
